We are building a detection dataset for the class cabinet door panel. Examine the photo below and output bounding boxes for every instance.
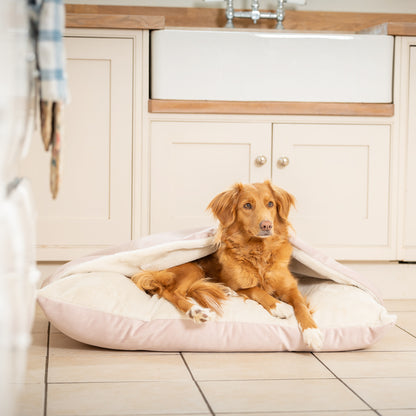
[273,123,391,260]
[21,37,133,260]
[400,46,416,259]
[150,122,270,233]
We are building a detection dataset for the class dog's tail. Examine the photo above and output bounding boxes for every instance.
[187,280,227,315]
[131,269,227,315]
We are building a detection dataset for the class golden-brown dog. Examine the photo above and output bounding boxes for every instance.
[132,180,323,349]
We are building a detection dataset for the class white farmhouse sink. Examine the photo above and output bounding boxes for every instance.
[150,29,394,103]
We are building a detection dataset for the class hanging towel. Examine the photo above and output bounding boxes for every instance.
[29,0,67,199]
[49,101,62,199]
[36,0,67,102]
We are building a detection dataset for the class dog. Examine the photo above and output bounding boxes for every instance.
[131,180,323,350]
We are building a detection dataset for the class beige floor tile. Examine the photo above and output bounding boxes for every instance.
[49,332,177,357]
[367,325,416,351]
[47,381,210,416]
[50,324,63,334]
[28,332,48,357]
[49,332,112,355]
[316,351,416,378]
[24,353,47,384]
[183,352,333,380]
[127,414,209,416]
[23,332,48,384]
[396,311,416,336]
[345,378,416,409]
[31,304,49,334]
[384,299,416,312]
[380,411,416,416]
[15,383,45,416]
[48,353,191,383]
[199,379,368,413]
[49,331,132,356]
[220,412,377,416]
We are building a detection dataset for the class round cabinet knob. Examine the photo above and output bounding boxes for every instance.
[255,155,267,166]
[277,156,290,168]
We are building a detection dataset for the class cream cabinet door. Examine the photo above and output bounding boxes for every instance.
[21,36,134,260]
[149,121,271,233]
[272,123,392,260]
[400,46,416,260]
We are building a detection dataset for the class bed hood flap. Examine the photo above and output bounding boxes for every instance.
[42,227,382,303]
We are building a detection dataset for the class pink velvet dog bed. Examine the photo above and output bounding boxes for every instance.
[37,227,396,351]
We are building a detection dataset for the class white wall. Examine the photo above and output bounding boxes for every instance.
[65,0,416,14]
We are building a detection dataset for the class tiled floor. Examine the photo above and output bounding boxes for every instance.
[17,299,416,416]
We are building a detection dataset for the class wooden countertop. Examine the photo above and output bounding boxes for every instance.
[148,100,394,117]
[65,4,416,35]
[65,12,164,30]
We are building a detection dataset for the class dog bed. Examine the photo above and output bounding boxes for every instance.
[37,227,396,351]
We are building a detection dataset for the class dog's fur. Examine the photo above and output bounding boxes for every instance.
[131,181,323,349]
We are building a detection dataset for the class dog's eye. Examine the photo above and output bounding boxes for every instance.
[244,203,252,209]
[267,201,274,208]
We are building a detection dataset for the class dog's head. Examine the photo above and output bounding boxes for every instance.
[208,180,295,239]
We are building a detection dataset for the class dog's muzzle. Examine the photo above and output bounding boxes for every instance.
[259,220,273,237]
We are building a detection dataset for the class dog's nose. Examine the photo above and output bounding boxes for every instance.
[260,220,273,231]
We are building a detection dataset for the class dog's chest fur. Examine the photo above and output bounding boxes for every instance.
[230,242,274,274]
[216,234,291,289]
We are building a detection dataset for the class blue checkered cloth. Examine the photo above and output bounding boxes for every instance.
[29,0,68,102]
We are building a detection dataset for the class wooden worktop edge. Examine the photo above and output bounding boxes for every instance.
[148,100,394,117]
[65,5,416,35]
[66,13,164,30]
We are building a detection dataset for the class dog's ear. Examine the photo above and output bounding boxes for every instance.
[207,183,242,227]
[265,180,295,221]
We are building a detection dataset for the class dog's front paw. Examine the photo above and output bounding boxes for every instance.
[222,286,238,297]
[187,305,216,324]
[270,301,294,319]
[302,328,324,350]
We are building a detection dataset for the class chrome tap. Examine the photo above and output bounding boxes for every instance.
[276,0,285,29]
[220,0,306,29]
[225,0,234,27]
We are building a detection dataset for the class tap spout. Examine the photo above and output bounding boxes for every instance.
[219,0,306,29]
[276,0,285,29]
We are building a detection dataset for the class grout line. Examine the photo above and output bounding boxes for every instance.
[43,322,51,416]
[180,353,215,416]
[396,324,416,339]
[312,353,382,416]
[43,377,338,385]
[181,376,336,382]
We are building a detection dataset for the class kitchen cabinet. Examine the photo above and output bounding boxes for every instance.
[149,121,271,233]
[272,123,392,260]
[398,41,416,260]
[21,32,139,260]
[148,119,392,260]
